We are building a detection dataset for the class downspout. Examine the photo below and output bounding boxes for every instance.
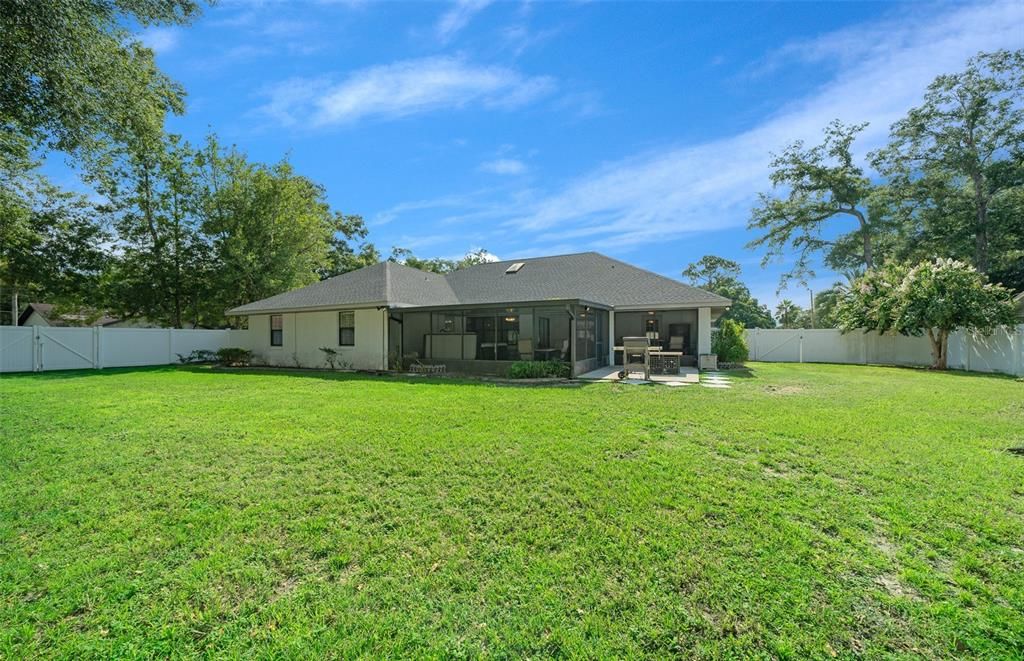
[378,306,388,371]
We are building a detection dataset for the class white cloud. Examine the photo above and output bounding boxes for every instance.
[436,0,493,43]
[479,158,527,175]
[502,0,1024,250]
[141,27,179,54]
[259,56,555,126]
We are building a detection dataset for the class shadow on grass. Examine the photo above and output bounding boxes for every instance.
[5,361,1016,387]
[196,365,596,389]
[745,360,1022,382]
[0,365,183,381]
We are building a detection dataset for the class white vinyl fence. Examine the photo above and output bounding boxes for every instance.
[0,326,245,374]
[744,326,1024,376]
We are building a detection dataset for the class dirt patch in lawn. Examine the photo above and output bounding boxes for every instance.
[761,463,795,479]
[874,573,921,601]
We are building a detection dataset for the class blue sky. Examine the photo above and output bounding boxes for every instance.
[69,1,1024,308]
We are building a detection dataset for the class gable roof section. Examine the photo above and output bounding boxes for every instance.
[227,261,457,314]
[227,252,729,314]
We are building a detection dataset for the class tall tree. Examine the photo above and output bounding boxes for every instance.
[835,259,1016,370]
[748,120,886,289]
[197,137,364,320]
[92,133,210,328]
[872,50,1024,275]
[682,255,775,328]
[1,0,201,156]
[1,135,106,323]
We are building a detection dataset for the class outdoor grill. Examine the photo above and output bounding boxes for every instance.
[619,336,651,380]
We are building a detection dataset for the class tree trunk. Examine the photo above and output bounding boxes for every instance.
[965,124,990,273]
[862,227,873,270]
[927,328,949,370]
[9,286,18,326]
[972,181,990,273]
[850,208,873,269]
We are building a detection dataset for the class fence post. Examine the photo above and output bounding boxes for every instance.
[33,326,41,372]
[93,326,99,368]
[1013,326,1022,376]
[167,328,174,364]
[799,334,803,363]
[964,332,972,373]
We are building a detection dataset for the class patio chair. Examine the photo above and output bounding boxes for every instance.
[619,336,650,380]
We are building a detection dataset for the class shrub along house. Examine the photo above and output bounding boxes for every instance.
[227,252,730,377]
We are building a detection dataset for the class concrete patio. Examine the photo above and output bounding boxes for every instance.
[577,365,700,384]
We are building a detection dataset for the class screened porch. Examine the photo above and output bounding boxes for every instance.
[390,303,609,376]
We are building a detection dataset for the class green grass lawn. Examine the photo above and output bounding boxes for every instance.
[1,364,1023,658]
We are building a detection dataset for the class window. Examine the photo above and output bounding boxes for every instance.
[339,311,355,346]
[270,314,283,346]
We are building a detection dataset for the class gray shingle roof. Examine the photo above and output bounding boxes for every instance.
[445,252,731,307]
[227,252,729,314]
[227,262,457,314]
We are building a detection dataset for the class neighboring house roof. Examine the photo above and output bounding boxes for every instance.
[1014,292,1024,320]
[17,303,121,327]
[229,252,730,315]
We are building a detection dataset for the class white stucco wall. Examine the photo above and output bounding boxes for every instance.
[239,308,387,370]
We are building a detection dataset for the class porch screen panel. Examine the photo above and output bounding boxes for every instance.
[575,307,597,360]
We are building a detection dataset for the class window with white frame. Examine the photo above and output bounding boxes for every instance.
[270,314,283,346]
[339,311,355,346]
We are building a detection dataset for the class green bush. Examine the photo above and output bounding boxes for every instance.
[712,319,749,364]
[177,349,217,364]
[215,347,253,367]
[507,360,571,379]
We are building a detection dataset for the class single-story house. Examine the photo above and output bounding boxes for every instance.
[227,252,731,377]
[17,303,160,328]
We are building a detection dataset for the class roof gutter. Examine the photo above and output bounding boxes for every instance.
[226,301,391,316]
[612,301,731,311]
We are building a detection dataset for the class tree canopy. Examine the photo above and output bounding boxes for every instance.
[835,259,1017,369]
[748,120,885,289]
[872,50,1024,278]
[682,255,775,328]
[1,0,202,156]
[389,248,497,274]
[0,133,106,324]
